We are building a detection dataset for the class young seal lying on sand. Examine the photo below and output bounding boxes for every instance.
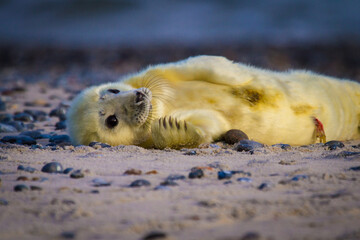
[67,56,360,149]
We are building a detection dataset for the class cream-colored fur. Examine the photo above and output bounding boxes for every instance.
[67,55,360,149]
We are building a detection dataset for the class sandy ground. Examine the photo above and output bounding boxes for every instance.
[0,82,359,240]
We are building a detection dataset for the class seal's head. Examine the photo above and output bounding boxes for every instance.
[67,82,154,146]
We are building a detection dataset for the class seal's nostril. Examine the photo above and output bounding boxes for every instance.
[136,91,145,103]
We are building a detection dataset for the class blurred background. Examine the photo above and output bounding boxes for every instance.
[0,0,359,87]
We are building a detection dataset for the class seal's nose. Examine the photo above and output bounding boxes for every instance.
[135,91,145,103]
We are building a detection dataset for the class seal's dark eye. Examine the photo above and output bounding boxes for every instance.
[106,115,118,128]
[107,89,120,94]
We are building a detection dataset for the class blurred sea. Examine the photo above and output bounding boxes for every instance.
[0,0,359,47]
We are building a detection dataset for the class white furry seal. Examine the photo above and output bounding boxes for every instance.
[67,56,360,149]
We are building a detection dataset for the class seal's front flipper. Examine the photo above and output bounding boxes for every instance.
[313,117,326,143]
[151,116,204,149]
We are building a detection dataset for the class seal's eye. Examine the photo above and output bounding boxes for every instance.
[107,89,120,94]
[105,115,118,128]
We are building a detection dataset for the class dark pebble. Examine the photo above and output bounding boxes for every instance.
[92,178,111,187]
[26,123,35,130]
[55,121,67,130]
[166,174,186,181]
[14,113,34,122]
[218,171,232,180]
[41,162,63,173]
[184,150,197,155]
[0,100,6,111]
[89,141,111,148]
[61,231,76,239]
[349,166,360,171]
[24,110,47,122]
[237,177,252,183]
[231,170,252,176]
[30,144,44,150]
[1,135,36,145]
[235,140,264,152]
[160,180,178,186]
[188,168,204,179]
[17,165,36,173]
[63,168,74,174]
[154,186,171,191]
[142,231,167,240]
[124,169,142,175]
[14,184,29,192]
[291,175,308,181]
[338,151,360,157]
[6,121,27,131]
[129,179,151,187]
[0,198,9,205]
[49,134,71,144]
[224,180,233,184]
[325,140,345,150]
[50,106,67,120]
[0,113,13,123]
[20,130,43,139]
[0,123,17,133]
[223,129,249,144]
[30,185,42,191]
[90,190,100,194]
[258,182,272,191]
[272,143,291,150]
[240,232,261,240]
[70,169,85,179]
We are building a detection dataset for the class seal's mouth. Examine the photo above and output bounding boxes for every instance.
[133,88,152,126]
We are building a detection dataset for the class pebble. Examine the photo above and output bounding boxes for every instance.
[166,174,186,181]
[92,178,111,187]
[188,168,204,179]
[338,151,360,157]
[235,140,264,152]
[30,185,42,191]
[349,166,360,171]
[70,169,85,179]
[240,232,262,240]
[17,176,29,181]
[24,110,47,121]
[160,180,178,186]
[142,231,167,240]
[1,135,36,145]
[0,100,6,111]
[49,135,71,144]
[223,129,249,144]
[325,140,345,150]
[124,169,142,175]
[145,170,158,175]
[63,168,74,174]
[129,179,151,187]
[272,143,291,150]
[49,106,67,120]
[218,171,232,180]
[0,198,8,206]
[14,112,34,122]
[224,180,233,184]
[20,130,43,139]
[154,185,171,191]
[14,184,29,192]
[0,113,13,123]
[291,174,309,181]
[237,177,253,183]
[55,121,67,130]
[90,190,100,194]
[89,141,111,149]
[0,123,17,133]
[60,231,76,239]
[231,170,252,176]
[7,121,27,131]
[183,150,197,155]
[279,160,296,165]
[41,162,64,173]
[258,182,272,191]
